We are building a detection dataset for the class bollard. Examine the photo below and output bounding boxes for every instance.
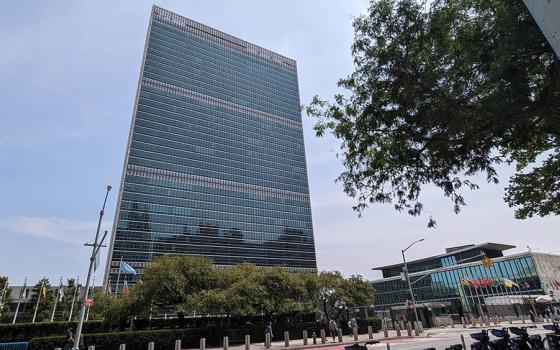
[175,340,181,350]
[406,322,412,337]
[383,324,388,338]
[55,348,62,350]
[419,322,424,333]
[353,327,358,341]
[462,317,466,328]
[200,338,206,350]
[88,347,95,350]
[368,325,373,339]
[461,334,466,350]
[265,333,271,349]
[303,330,308,345]
[386,343,391,350]
[245,335,250,350]
[312,331,317,344]
[284,331,289,347]
[521,314,526,324]
[399,321,404,330]
[148,342,155,350]
[320,329,326,344]
[337,328,343,342]
[471,317,476,328]
[223,336,229,350]
[508,315,512,324]
[395,323,401,337]
[413,321,419,336]
[451,319,455,328]
[119,344,126,350]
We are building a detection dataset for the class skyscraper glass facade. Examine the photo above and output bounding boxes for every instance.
[104,6,316,287]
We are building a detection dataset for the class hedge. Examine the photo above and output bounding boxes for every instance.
[0,314,318,342]
[28,320,381,350]
[29,323,306,350]
[0,321,107,342]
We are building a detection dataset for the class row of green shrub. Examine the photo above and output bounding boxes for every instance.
[0,321,106,342]
[28,320,381,350]
[0,314,317,342]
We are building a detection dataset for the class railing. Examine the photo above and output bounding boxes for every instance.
[0,342,28,350]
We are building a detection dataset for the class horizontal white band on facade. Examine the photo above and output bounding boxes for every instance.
[152,6,297,72]
[142,77,302,129]
[127,164,310,202]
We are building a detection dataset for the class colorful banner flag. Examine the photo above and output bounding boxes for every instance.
[460,277,469,286]
[41,283,47,302]
[123,280,129,295]
[499,278,518,288]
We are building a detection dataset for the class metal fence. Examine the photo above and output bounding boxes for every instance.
[0,343,28,350]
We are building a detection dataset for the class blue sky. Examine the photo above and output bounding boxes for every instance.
[1,0,558,287]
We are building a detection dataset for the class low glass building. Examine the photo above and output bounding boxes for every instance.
[372,243,560,325]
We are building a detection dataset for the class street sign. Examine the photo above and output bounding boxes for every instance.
[85,299,94,307]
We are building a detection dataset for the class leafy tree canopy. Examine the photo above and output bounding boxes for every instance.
[92,256,375,324]
[306,0,560,225]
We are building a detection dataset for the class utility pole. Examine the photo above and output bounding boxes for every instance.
[73,185,111,350]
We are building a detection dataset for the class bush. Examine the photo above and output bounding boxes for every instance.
[0,321,107,342]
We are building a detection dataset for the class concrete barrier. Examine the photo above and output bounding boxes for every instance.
[368,325,373,339]
[223,336,229,350]
[320,329,326,344]
[284,331,289,347]
[337,328,343,342]
[303,330,308,345]
[175,340,181,350]
[119,344,126,350]
[148,342,155,350]
[245,335,250,350]
[200,338,206,350]
[383,325,388,338]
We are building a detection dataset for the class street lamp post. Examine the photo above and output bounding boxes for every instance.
[73,185,111,350]
[402,239,424,325]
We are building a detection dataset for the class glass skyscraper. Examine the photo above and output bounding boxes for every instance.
[104,6,317,288]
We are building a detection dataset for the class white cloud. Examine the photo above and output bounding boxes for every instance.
[0,216,97,244]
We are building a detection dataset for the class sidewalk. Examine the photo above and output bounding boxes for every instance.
[206,330,426,350]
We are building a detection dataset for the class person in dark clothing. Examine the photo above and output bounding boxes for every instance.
[329,319,338,342]
[63,328,74,350]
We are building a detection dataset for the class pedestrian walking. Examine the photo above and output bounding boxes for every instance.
[265,321,273,339]
[63,328,74,350]
[329,318,338,342]
[350,316,358,335]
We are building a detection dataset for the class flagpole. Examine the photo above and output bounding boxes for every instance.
[86,275,95,322]
[12,277,26,324]
[32,278,45,323]
[115,257,123,295]
[51,276,63,322]
[68,277,79,322]
[512,259,538,318]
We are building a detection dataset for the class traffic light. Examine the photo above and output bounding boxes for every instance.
[482,257,493,267]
